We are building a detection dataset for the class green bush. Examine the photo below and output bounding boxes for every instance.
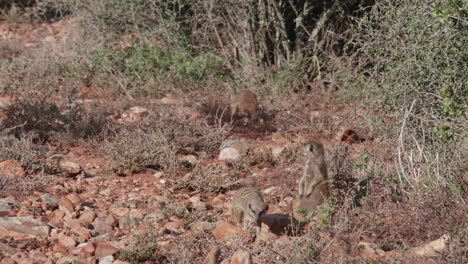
[91,43,228,96]
[348,0,466,143]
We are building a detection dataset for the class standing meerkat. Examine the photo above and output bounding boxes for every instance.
[230,89,258,120]
[232,187,269,237]
[298,141,329,199]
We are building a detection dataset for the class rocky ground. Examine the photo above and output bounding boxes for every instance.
[0,17,462,264]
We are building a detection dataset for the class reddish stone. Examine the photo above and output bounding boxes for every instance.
[94,241,118,258]
[0,160,25,177]
[212,222,248,240]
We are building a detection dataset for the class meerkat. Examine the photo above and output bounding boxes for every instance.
[298,141,329,199]
[230,89,258,120]
[232,187,269,237]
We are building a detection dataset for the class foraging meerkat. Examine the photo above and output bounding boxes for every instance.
[230,89,258,120]
[298,141,329,199]
[232,187,269,237]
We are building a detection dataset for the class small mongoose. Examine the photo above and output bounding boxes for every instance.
[232,187,269,237]
[298,141,329,199]
[230,89,258,120]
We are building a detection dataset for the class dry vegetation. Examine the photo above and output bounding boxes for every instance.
[0,0,466,263]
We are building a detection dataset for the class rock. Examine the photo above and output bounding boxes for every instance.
[143,212,166,225]
[98,256,113,264]
[128,209,144,220]
[230,249,252,264]
[120,106,149,121]
[10,252,27,261]
[0,160,25,177]
[210,195,225,207]
[66,193,82,208]
[191,221,215,234]
[271,147,284,158]
[0,241,16,255]
[58,233,77,248]
[59,197,75,216]
[405,234,450,257]
[77,242,96,258]
[212,222,247,240]
[258,214,297,241]
[40,194,59,210]
[72,226,91,240]
[118,216,139,229]
[358,241,385,261]
[219,138,249,154]
[271,133,288,145]
[91,219,113,234]
[57,256,90,264]
[0,258,16,264]
[160,95,183,105]
[30,252,49,264]
[0,198,18,217]
[153,172,163,179]
[203,247,221,264]
[53,243,68,254]
[0,216,50,237]
[176,107,202,121]
[46,155,82,177]
[262,186,280,195]
[163,221,182,233]
[110,208,129,217]
[112,261,130,264]
[188,195,206,210]
[49,210,65,224]
[94,242,118,258]
[126,199,146,209]
[79,211,96,225]
[0,96,13,110]
[178,155,197,165]
[104,215,118,227]
[218,148,241,162]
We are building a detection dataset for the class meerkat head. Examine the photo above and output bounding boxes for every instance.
[303,141,325,158]
[248,201,269,221]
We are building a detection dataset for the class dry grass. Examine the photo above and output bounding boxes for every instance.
[0,134,39,169]
[101,113,229,175]
[0,170,56,200]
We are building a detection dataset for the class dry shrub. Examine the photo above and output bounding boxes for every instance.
[0,134,39,169]
[101,116,229,174]
[0,93,111,143]
[0,171,55,200]
[166,232,238,264]
[117,233,168,264]
[168,163,238,193]
[0,40,24,61]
